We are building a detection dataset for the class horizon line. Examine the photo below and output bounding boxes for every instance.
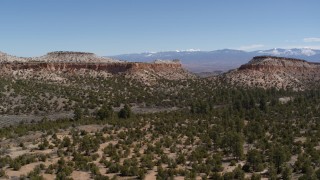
[1,47,320,57]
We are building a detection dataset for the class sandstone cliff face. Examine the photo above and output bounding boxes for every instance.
[0,51,192,82]
[223,56,320,90]
[0,61,183,74]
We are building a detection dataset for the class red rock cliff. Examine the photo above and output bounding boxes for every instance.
[0,62,183,74]
[0,51,192,81]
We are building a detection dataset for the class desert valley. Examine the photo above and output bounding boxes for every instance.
[1,1,320,180]
[0,51,320,180]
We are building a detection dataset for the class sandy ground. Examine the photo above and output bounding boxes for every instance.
[71,171,91,180]
[144,167,157,180]
[0,120,305,180]
[42,173,55,179]
[6,161,43,178]
[77,124,105,133]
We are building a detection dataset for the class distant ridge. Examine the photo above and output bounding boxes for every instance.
[109,48,320,73]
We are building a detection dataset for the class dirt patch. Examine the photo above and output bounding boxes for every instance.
[77,124,105,133]
[71,171,91,180]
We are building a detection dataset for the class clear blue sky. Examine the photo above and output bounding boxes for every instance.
[1,0,319,56]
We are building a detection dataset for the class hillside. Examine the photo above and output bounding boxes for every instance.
[222,56,320,90]
[0,51,195,121]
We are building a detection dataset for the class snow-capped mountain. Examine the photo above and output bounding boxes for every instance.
[257,48,318,57]
[108,48,320,73]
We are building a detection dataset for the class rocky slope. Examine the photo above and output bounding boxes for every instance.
[0,51,27,62]
[223,56,320,90]
[0,51,192,82]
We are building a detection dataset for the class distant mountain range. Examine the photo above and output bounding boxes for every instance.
[109,48,320,72]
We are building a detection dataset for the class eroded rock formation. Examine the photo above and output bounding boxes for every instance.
[0,51,192,82]
[223,56,320,90]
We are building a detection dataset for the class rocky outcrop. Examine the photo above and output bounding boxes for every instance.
[0,61,184,74]
[0,51,26,62]
[0,51,192,82]
[223,56,320,90]
[239,56,319,71]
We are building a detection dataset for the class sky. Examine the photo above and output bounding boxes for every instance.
[0,0,320,56]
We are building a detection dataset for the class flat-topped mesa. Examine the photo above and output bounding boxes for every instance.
[0,51,192,81]
[224,56,320,90]
[31,51,120,63]
[239,56,319,71]
[0,61,184,75]
[249,56,308,64]
[0,57,183,73]
[47,51,95,56]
